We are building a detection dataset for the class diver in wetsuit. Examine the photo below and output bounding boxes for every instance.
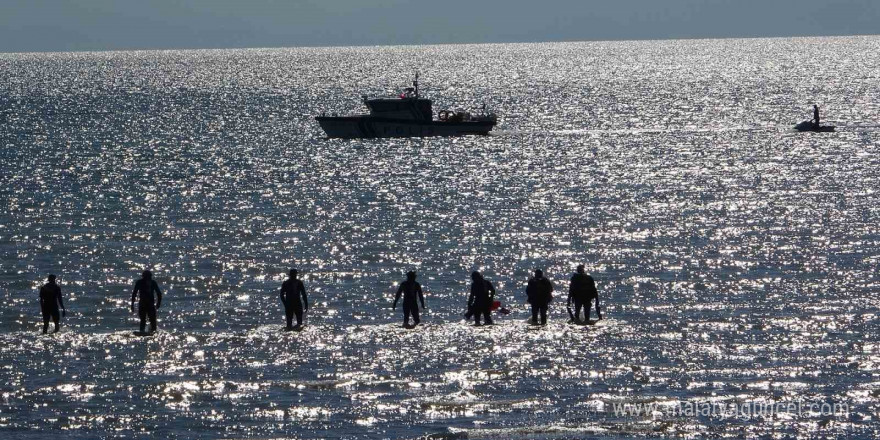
[280,269,309,329]
[393,271,425,327]
[526,269,553,325]
[813,104,820,128]
[131,270,163,333]
[467,271,496,326]
[39,274,66,334]
[568,265,601,322]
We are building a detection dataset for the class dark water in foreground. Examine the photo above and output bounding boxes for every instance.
[1,37,879,439]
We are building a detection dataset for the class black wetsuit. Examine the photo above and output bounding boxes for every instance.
[394,280,424,326]
[39,282,64,333]
[814,106,820,127]
[132,279,162,333]
[527,276,553,325]
[280,278,308,328]
[569,273,600,321]
[468,279,496,325]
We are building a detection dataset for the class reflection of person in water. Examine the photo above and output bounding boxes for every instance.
[526,269,553,325]
[131,270,162,334]
[280,269,309,330]
[39,274,66,334]
[467,271,496,326]
[393,271,425,327]
[568,265,601,322]
[813,104,820,128]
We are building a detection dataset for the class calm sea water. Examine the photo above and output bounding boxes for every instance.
[1,37,879,439]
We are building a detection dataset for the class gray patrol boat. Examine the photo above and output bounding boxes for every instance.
[316,75,497,139]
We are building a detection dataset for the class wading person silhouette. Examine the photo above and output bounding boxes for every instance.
[280,269,309,330]
[813,104,820,128]
[393,271,425,328]
[568,265,601,322]
[39,274,66,334]
[131,270,162,334]
[466,271,496,326]
[526,269,553,325]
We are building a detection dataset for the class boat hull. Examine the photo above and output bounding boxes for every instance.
[316,116,495,139]
[794,120,835,132]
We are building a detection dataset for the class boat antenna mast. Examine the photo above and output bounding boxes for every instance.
[414,71,419,98]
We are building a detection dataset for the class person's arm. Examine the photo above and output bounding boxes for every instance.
[131,283,138,313]
[591,278,601,318]
[567,277,574,306]
[299,281,308,311]
[154,281,163,309]
[392,284,403,309]
[57,286,66,316]
[467,283,475,308]
[417,284,425,309]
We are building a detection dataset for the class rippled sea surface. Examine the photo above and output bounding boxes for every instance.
[1,37,880,439]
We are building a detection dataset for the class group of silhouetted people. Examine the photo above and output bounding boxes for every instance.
[36,265,602,334]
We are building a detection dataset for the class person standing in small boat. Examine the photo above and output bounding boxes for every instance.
[813,104,821,128]
[393,271,425,327]
[568,265,601,322]
[131,270,163,334]
[526,269,554,325]
[466,271,496,326]
[280,269,309,330]
[38,274,66,334]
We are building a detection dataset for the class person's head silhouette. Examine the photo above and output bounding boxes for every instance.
[471,271,481,281]
[289,269,298,279]
[407,271,417,281]
[577,265,585,274]
[534,269,543,279]
[142,270,152,280]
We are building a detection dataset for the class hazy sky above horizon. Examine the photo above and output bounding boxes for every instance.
[2,0,879,53]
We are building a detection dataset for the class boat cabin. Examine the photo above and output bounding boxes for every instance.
[363,97,433,121]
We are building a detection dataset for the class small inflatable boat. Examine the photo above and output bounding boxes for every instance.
[795,120,835,132]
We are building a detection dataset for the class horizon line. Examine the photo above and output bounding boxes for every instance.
[1,32,877,56]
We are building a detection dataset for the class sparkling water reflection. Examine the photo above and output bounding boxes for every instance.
[1,37,879,438]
